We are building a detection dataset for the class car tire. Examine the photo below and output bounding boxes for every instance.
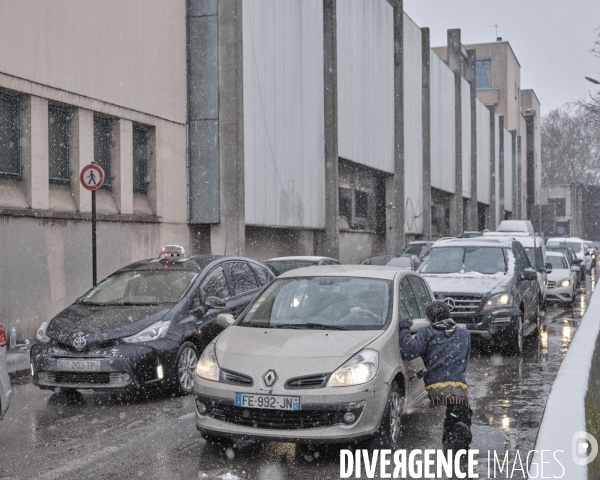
[174,342,199,395]
[503,311,523,356]
[368,382,404,450]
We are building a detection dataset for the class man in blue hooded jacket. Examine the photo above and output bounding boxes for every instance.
[399,301,472,450]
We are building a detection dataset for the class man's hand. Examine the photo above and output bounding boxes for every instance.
[399,318,412,330]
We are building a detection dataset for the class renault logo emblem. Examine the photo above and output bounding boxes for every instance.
[444,297,456,311]
[72,332,87,350]
[263,370,277,387]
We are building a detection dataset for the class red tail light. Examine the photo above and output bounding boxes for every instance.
[0,326,5,348]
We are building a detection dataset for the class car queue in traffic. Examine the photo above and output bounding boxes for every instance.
[16,224,595,450]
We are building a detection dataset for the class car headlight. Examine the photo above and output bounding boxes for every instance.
[484,293,513,310]
[36,322,51,344]
[195,342,220,382]
[559,279,571,288]
[327,349,379,387]
[122,319,171,344]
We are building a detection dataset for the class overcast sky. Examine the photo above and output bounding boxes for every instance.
[404,0,600,115]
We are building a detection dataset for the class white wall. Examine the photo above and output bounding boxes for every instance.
[504,129,513,212]
[243,0,325,229]
[430,51,455,194]
[337,0,394,174]
[461,78,472,199]
[477,101,491,205]
[404,13,423,234]
[0,0,187,123]
[495,114,501,223]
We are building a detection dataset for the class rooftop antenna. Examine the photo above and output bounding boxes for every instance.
[489,24,498,40]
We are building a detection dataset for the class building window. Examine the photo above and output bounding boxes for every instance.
[93,116,113,188]
[48,105,70,183]
[355,190,369,219]
[0,93,21,177]
[475,59,493,89]
[339,187,352,221]
[133,123,150,193]
[548,198,566,217]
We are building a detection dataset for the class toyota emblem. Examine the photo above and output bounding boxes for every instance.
[72,332,87,350]
[444,297,456,311]
[263,370,278,387]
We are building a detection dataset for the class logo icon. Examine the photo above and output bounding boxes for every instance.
[72,332,87,350]
[444,297,456,311]
[263,370,278,387]
[573,431,598,466]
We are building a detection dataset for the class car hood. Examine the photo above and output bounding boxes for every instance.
[46,304,171,348]
[214,326,384,385]
[423,274,511,295]
[547,269,571,282]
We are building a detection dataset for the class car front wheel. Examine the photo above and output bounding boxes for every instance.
[503,312,523,356]
[369,382,404,450]
[175,342,199,395]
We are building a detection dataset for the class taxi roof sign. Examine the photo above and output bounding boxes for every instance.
[159,245,186,261]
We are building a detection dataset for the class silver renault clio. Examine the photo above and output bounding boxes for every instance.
[193,265,433,448]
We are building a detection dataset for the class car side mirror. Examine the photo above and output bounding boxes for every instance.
[410,318,431,334]
[205,296,226,309]
[216,313,235,328]
[572,266,580,273]
[523,268,538,281]
[545,262,553,274]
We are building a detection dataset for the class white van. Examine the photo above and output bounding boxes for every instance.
[484,232,549,306]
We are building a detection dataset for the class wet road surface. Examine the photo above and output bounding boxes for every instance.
[0,272,595,479]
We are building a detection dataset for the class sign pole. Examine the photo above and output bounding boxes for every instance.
[92,188,97,286]
[80,162,104,287]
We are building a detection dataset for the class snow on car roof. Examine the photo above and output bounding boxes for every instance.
[277,264,410,280]
[546,251,566,257]
[267,256,335,262]
[432,237,513,248]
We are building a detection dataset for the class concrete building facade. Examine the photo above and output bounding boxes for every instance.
[0,0,541,338]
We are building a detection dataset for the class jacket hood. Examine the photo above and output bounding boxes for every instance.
[423,274,510,295]
[214,326,384,389]
[46,304,171,348]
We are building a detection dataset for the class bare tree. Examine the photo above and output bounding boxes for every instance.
[580,30,600,124]
[542,105,600,185]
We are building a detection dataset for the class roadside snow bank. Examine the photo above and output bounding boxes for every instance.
[532,287,600,478]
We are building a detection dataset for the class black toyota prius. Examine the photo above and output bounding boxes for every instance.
[31,246,274,395]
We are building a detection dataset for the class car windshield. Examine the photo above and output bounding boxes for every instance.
[386,257,413,268]
[547,241,582,253]
[547,256,568,269]
[361,255,396,266]
[523,247,536,268]
[238,277,392,330]
[403,244,429,257]
[419,247,508,274]
[266,261,317,275]
[79,270,198,305]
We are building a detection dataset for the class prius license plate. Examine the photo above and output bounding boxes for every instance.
[56,359,101,372]
[235,393,300,411]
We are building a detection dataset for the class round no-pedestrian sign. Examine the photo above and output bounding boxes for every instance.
[80,164,105,191]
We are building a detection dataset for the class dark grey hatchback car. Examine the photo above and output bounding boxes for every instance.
[31,246,274,396]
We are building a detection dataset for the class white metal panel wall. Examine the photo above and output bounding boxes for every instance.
[337,0,394,173]
[243,0,325,228]
[461,78,471,199]
[495,114,500,223]
[430,51,455,194]
[476,101,491,205]
[404,13,423,234]
[504,129,513,212]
